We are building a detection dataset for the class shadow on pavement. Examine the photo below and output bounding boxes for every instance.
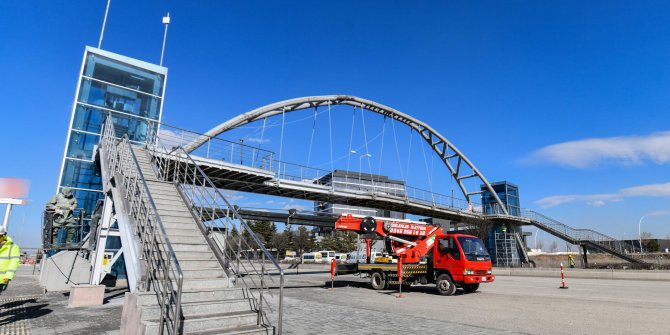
[0,302,52,326]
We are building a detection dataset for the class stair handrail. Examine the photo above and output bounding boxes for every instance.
[100,120,184,335]
[146,126,284,334]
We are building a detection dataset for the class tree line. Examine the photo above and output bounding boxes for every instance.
[228,220,360,258]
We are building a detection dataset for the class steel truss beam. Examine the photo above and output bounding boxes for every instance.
[183,95,508,215]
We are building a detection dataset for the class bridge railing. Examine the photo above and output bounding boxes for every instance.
[485,203,623,252]
[100,119,184,335]
[157,123,275,171]
[149,122,483,215]
[147,125,284,334]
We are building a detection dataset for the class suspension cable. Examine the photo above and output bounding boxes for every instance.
[377,116,387,176]
[306,107,318,167]
[327,102,334,173]
[359,103,374,183]
[404,128,414,185]
[390,113,405,183]
[419,134,434,196]
[346,106,357,174]
[278,107,286,163]
[258,117,267,151]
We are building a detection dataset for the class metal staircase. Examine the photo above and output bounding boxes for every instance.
[521,210,643,265]
[486,205,645,266]
[98,119,282,335]
[494,232,520,267]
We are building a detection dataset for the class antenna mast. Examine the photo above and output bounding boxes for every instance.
[160,13,171,66]
[98,0,112,48]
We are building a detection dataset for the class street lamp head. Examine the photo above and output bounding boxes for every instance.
[350,150,357,154]
[364,153,372,157]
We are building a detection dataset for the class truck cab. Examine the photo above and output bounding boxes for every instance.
[432,233,494,294]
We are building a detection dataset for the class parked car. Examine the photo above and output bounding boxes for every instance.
[301,252,323,264]
[346,251,382,264]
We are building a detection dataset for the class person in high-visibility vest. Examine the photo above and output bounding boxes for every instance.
[568,254,576,268]
[0,226,21,295]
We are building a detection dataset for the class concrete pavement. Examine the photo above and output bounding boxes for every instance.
[3,264,670,334]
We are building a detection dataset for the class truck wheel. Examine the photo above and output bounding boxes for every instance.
[436,274,455,296]
[370,272,386,290]
[462,283,479,293]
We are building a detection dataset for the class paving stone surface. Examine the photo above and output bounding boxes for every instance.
[0,266,123,335]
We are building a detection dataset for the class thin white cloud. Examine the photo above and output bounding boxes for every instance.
[535,182,670,208]
[525,131,670,168]
[219,190,245,202]
[246,137,270,144]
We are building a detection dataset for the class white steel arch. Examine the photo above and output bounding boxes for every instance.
[183,95,508,215]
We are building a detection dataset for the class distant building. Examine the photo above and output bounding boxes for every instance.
[313,170,406,247]
[314,170,406,220]
[56,47,167,217]
[481,181,525,266]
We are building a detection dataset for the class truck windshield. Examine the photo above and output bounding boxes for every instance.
[457,237,490,261]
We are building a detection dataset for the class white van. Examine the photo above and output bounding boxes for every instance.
[319,250,336,263]
[301,252,323,264]
[334,253,348,263]
[346,251,382,264]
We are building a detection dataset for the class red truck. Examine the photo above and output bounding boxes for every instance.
[334,214,495,295]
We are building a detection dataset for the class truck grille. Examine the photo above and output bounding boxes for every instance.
[474,270,488,275]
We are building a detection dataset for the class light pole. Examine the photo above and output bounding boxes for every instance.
[350,150,372,188]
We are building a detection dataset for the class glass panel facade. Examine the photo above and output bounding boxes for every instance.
[60,160,101,190]
[72,106,106,133]
[56,46,167,224]
[78,78,162,119]
[66,131,100,160]
[67,188,105,217]
[481,181,521,216]
[83,53,164,96]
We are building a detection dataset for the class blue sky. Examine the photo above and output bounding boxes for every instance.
[1,1,670,248]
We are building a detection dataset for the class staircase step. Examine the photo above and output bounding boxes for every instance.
[162,224,199,233]
[162,235,207,245]
[137,288,248,306]
[146,185,180,193]
[173,251,217,260]
[145,191,182,200]
[169,243,211,253]
[178,259,223,270]
[188,325,272,335]
[141,299,255,321]
[181,278,232,291]
[153,200,190,209]
[162,227,204,237]
[154,268,226,280]
[143,311,259,335]
[156,209,194,219]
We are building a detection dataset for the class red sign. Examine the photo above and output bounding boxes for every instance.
[0,178,30,198]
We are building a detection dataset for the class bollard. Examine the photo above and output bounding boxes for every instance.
[397,257,404,298]
[330,258,336,290]
[559,263,568,289]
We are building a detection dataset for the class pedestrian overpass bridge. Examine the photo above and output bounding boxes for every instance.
[43,95,646,334]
